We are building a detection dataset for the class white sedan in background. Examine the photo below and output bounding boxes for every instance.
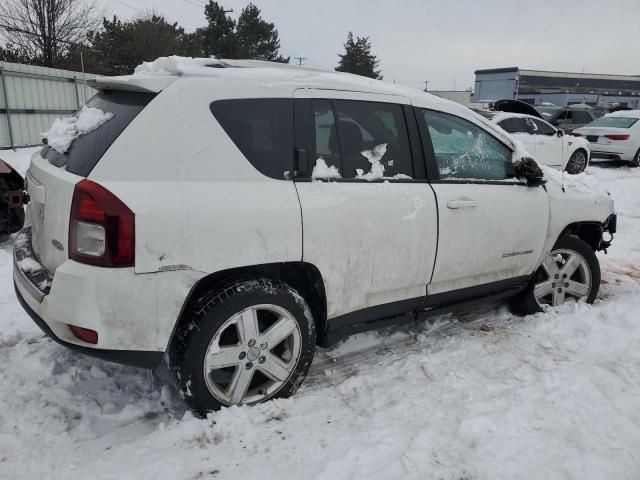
[480,111,591,174]
[573,110,640,167]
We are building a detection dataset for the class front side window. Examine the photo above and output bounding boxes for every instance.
[210,98,293,180]
[422,109,515,181]
[530,118,556,135]
[311,99,413,179]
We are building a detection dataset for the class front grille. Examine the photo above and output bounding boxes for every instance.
[587,135,599,143]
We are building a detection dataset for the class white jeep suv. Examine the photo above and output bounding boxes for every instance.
[13,58,616,415]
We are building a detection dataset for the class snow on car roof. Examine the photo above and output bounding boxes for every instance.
[606,109,640,118]
[486,111,543,124]
[89,56,515,150]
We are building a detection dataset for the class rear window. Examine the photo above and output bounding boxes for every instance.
[586,116,639,129]
[43,90,156,176]
[210,98,293,180]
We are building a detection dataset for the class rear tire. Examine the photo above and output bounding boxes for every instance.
[510,235,600,316]
[565,149,588,174]
[170,278,316,416]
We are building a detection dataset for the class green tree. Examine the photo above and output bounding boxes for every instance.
[235,3,288,62]
[199,1,288,62]
[88,14,200,75]
[199,1,237,58]
[335,32,382,79]
[0,45,34,64]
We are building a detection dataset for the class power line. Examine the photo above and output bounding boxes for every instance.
[293,56,307,66]
[110,0,143,13]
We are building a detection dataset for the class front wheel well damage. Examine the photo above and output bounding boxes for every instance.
[560,218,614,251]
[168,262,328,350]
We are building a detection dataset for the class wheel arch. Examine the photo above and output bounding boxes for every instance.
[560,221,605,251]
[565,146,590,172]
[167,261,328,351]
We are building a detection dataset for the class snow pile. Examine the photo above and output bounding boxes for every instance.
[134,56,224,77]
[17,257,43,274]
[542,164,610,196]
[311,158,341,179]
[42,106,114,153]
[356,143,387,180]
[0,147,41,178]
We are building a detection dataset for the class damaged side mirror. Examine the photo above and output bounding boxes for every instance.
[513,156,545,187]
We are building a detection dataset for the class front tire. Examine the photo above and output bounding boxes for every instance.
[565,149,588,174]
[630,148,640,168]
[510,235,600,315]
[170,278,316,416]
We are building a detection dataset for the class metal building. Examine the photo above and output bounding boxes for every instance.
[428,90,472,107]
[473,67,640,108]
[0,61,96,149]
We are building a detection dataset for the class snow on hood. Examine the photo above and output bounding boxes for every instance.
[133,56,225,77]
[42,106,114,153]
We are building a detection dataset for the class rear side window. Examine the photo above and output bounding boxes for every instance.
[210,98,293,179]
[43,90,156,177]
[573,111,593,123]
[311,99,413,179]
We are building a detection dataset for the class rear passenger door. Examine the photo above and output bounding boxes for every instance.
[416,108,549,296]
[293,90,438,320]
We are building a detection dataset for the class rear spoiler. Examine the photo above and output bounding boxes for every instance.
[87,75,178,93]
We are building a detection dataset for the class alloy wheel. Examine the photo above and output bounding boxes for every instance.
[566,151,587,174]
[203,304,302,405]
[533,249,592,307]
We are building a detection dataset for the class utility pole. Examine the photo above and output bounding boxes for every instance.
[294,56,307,66]
[424,80,430,92]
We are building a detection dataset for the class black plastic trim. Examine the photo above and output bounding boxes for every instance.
[322,276,530,346]
[14,282,163,369]
[428,179,529,186]
[422,275,529,310]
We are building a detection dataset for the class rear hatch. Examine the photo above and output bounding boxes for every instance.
[27,89,156,275]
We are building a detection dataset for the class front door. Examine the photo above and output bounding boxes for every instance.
[527,117,564,167]
[293,90,438,319]
[415,107,549,295]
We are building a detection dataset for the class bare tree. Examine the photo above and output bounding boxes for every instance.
[0,0,100,67]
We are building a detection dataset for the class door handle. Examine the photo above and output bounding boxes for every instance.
[447,199,477,209]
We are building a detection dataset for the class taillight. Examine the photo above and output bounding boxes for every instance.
[69,179,135,267]
[604,134,630,140]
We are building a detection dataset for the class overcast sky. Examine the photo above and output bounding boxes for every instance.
[99,0,640,91]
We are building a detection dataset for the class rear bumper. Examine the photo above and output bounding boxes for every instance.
[590,145,636,161]
[12,227,201,368]
[14,281,163,369]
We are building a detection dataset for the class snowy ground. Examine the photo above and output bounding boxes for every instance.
[1,153,640,480]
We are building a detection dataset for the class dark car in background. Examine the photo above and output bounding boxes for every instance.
[537,105,605,133]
